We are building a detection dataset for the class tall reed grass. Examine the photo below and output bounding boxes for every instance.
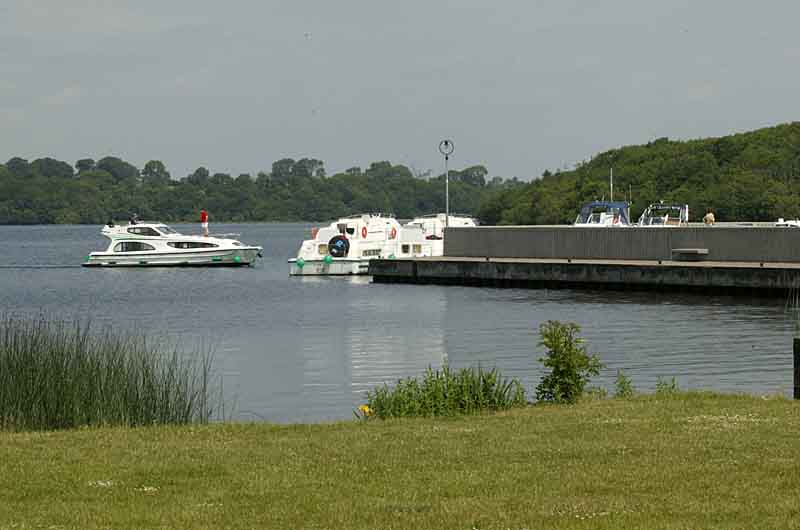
[0,315,215,431]
[363,365,527,419]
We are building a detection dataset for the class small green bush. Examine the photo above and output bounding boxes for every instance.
[614,369,634,399]
[656,376,679,396]
[362,365,526,419]
[535,321,602,404]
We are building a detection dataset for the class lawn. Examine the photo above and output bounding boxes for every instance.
[1,392,799,529]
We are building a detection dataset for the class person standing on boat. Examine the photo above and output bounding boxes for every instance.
[200,208,209,237]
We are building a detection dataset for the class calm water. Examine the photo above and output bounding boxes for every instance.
[0,223,795,422]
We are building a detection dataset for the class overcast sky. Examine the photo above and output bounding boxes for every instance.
[2,1,799,180]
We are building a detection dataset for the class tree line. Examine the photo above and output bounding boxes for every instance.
[0,156,519,224]
[3,121,799,225]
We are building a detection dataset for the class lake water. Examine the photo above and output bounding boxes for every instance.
[0,223,795,422]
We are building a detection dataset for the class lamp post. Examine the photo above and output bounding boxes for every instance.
[438,139,454,230]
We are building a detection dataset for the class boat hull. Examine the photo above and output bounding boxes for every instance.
[83,248,261,267]
[288,258,369,276]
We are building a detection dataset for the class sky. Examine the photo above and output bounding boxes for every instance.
[2,0,799,180]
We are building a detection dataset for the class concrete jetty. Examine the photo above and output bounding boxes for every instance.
[369,226,800,295]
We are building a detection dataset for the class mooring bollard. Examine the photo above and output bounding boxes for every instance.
[795,338,800,400]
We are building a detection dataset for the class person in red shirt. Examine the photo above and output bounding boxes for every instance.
[200,209,209,237]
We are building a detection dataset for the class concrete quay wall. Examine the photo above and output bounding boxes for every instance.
[443,226,800,263]
[369,258,800,295]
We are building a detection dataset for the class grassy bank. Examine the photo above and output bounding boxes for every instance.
[1,392,799,529]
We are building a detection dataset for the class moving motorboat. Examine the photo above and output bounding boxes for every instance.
[573,201,632,227]
[775,218,800,227]
[83,221,262,267]
[288,213,476,276]
[637,202,689,227]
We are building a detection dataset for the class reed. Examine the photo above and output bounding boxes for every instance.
[362,365,526,419]
[0,315,215,431]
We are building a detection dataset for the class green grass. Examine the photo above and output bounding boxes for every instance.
[1,392,799,529]
[0,316,214,431]
[363,365,526,418]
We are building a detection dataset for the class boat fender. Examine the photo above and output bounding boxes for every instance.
[361,226,368,238]
[390,227,397,239]
[328,235,350,258]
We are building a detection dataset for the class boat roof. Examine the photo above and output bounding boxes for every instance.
[413,213,475,219]
[579,201,630,210]
[643,202,688,209]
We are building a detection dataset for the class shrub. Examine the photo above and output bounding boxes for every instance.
[361,365,526,419]
[535,321,602,404]
[0,315,216,431]
[614,369,634,398]
[656,376,679,396]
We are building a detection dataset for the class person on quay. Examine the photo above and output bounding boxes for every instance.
[200,208,209,237]
[703,209,715,226]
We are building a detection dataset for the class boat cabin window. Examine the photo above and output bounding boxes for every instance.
[167,241,219,249]
[127,226,162,237]
[114,241,155,252]
[412,244,422,254]
[346,228,355,235]
[156,225,178,234]
[318,244,328,255]
[401,244,410,254]
[362,249,381,257]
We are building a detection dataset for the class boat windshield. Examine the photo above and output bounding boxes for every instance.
[638,204,688,226]
[156,225,178,234]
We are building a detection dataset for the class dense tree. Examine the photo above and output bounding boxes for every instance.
[5,157,32,177]
[141,160,171,185]
[96,156,139,182]
[31,158,74,179]
[75,158,95,173]
[271,159,295,184]
[186,167,210,186]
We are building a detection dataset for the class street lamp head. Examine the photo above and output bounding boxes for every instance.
[438,139,454,156]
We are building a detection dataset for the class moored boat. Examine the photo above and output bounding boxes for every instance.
[83,221,262,267]
[775,218,800,228]
[637,202,689,227]
[573,201,632,227]
[289,214,406,275]
[288,213,476,276]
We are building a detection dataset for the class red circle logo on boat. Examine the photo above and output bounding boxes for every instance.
[390,227,397,239]
[361,227,367,238]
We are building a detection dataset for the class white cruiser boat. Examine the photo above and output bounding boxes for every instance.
[83,222,262,267]
[637,202,689,227]
[288,213,476,276]
[573,201,632,227]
